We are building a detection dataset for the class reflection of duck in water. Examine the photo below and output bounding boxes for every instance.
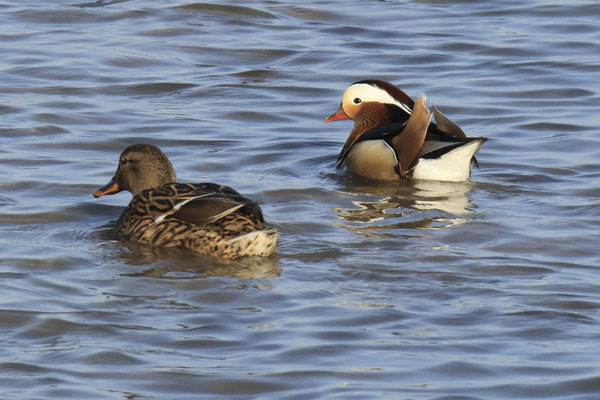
[335,179,477,233]
[326,80,486,182]
[119,242,281,279]
[93,144,278,259]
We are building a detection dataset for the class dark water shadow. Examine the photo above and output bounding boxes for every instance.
[73,0,132,8]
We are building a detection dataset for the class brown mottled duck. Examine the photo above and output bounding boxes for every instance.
[93,144,278,258]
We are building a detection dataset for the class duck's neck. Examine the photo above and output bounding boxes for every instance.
[128,171,175,197]
[342,103,392,151]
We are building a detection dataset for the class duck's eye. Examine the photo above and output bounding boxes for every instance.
[353,98,362,104]
[121,158,136,166]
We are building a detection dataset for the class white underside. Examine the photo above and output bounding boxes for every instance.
[411,140,484,182]
[344,139,484,182]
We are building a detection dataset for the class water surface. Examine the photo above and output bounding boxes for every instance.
[1,1,599,399]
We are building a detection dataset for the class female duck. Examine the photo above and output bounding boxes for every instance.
[93,144,278,258]
[325,80,487,182]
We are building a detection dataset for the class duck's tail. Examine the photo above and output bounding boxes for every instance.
[226,228,279,258]
[411,138,487,182]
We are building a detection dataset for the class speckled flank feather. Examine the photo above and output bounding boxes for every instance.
[117,182,278,259]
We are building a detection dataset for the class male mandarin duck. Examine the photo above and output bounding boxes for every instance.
[325,80,487,182]
[93,144,278,258]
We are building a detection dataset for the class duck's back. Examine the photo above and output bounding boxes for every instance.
[117,183,278,258]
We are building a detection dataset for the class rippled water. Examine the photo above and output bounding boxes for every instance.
[1,1,599,398]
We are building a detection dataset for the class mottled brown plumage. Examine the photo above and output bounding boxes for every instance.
[94,144,278,258]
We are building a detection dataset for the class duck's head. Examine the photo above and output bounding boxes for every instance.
[325,80,417,159]
[325,80,415,126]
[93,144,176,198]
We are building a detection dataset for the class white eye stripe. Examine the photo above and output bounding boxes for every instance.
[346,83,412,115]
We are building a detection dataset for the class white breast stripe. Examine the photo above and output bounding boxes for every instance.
[396,102,412,115]
[382,140,399,165]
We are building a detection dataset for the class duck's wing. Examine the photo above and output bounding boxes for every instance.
[430,106,467,138]
[418,134,467,159]
[424,106,487,166]
[149,183,265,226]
[418,135,488,162]
[390,96,430,175]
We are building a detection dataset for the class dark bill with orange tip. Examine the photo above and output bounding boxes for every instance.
[324,105,349,123]
[93,177,122,198]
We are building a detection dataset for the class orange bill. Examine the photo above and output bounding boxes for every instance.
[325,105,349,123]
[93,177,122,198]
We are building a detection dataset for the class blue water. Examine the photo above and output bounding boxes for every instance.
[1,1,599,399]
